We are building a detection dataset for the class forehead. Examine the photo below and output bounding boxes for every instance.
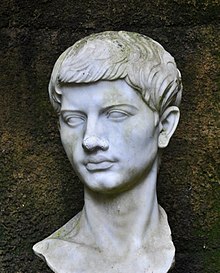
[60,80,145,110]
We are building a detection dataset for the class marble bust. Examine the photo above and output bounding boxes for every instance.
[33,31,182,273]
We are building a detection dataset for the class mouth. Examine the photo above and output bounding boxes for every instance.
[84,156,116,171]
[85,161,114,171]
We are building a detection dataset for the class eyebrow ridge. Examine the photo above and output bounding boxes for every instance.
[101,103,139,112]
[61,109,86,115]
[61,104,139,114]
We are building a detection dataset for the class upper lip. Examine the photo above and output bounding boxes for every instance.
[84,155,115,165]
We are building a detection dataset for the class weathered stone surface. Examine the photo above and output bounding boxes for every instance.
[0,1,219,272]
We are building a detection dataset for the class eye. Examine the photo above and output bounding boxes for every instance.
[106,110,129,120]
[63,114,86,127]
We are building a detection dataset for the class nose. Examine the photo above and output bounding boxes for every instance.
[82,136,109,152]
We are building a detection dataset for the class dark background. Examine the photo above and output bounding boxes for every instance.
[0,0,220,272]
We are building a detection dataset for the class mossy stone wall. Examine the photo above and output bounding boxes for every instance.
[0,0,219,272]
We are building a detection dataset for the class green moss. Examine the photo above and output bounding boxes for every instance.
[202,249,220,273]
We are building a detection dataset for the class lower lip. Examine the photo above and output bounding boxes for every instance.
[86,161,114,171]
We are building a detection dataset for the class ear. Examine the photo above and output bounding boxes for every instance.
[158,106,180,148]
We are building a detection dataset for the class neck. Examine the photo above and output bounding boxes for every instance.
[81,158,162,255]
[33,156,175,273]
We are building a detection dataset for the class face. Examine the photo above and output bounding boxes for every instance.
[59,80,159,194]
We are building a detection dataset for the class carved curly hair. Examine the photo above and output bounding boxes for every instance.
[49,31,182,116]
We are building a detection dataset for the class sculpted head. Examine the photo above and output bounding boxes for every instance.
[33,32,181,273]
[48,31,182,193]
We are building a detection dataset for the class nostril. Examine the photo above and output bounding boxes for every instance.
[82,136,109,151]
[82,136,97,151]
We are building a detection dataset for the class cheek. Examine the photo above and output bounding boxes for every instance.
[60,127,81,160]
[112,120,143,145]
[121,124,158,162]
[122,123,152,147]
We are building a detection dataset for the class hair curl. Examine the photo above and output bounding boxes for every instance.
[49,31,182,116]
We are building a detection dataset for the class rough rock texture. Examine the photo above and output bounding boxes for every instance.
[0,1,219,272]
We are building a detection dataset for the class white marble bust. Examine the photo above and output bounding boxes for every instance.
[33,31,182,273]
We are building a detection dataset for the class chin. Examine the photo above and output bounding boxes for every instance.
[82,173,135,195]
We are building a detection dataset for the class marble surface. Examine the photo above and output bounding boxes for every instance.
[33,31,182,273]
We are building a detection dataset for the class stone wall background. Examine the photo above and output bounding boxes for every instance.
[0,0,219,272]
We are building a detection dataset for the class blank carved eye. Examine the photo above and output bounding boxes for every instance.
[107,110,129,120]
[63,114,86,127]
